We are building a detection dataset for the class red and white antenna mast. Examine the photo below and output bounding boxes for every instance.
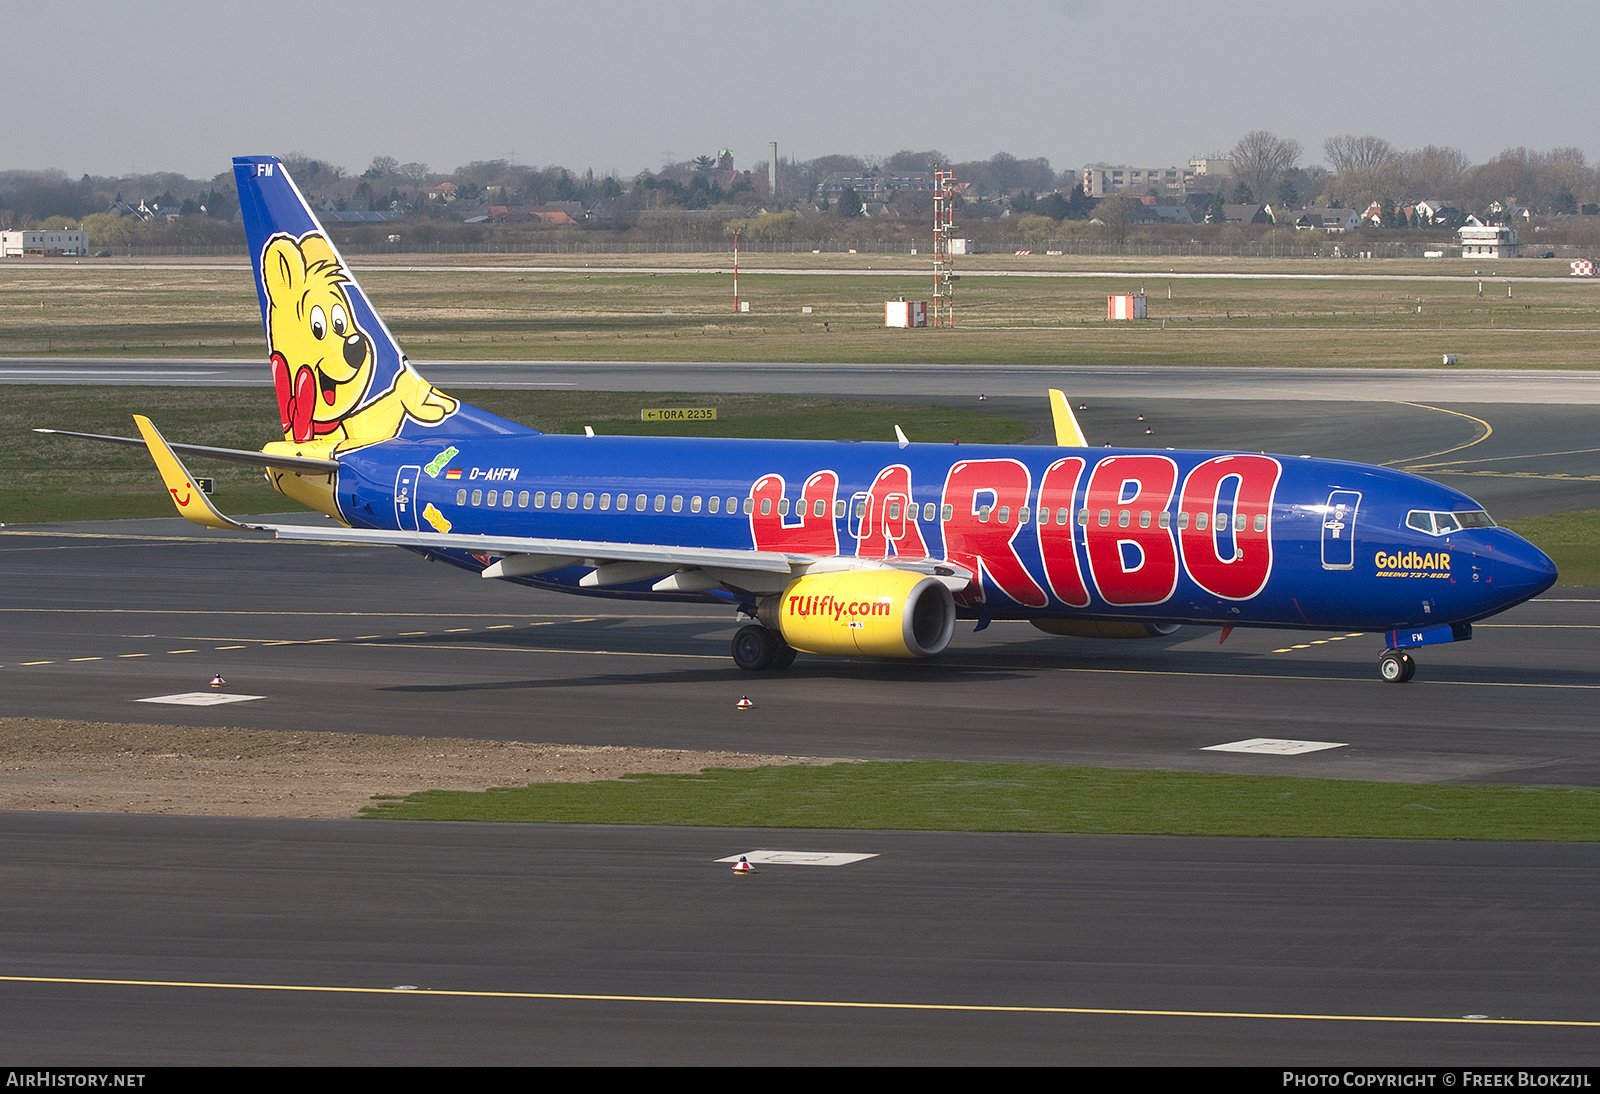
[932,168,956,327]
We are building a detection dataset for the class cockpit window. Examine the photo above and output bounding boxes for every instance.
[1406,509,1496,536]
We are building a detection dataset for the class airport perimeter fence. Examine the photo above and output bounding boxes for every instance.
[100,239,1586,260]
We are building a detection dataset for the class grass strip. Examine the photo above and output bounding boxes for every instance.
[1503,509,1600,586]
[361,760,1600,841]
[3,386,1027,523]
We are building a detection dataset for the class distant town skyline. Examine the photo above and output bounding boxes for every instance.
[9,0,1596,180]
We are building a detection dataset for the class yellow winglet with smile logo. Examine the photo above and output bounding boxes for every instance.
[133,414,248,531]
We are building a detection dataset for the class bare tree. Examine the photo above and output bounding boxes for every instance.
[1400,145,1469,197]
[1323,134,1397,174]
[1230,131,1302,205]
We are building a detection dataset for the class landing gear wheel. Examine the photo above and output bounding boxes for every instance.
[732,624,779,671]
[1378,650,1416,683]
[770,642,797,670]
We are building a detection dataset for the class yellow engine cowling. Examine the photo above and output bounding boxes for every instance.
[761,570,956,658]
[1030,619,1182,639]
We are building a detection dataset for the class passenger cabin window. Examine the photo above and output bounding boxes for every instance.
[636,494,648,511]
[518,491,530,508]
[691,496,702,513]
[654,495,666,512]
[599,493,610,510]
[743,498,754,515]
[471,489,483,506]
[583,493,595,510]
[456,489,467,505]
[708,496,720,514]
[672,495,683,513]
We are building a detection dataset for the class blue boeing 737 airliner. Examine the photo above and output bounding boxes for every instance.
[42,157,1557,681]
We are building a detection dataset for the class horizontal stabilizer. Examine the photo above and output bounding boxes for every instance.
[34,428,339,474]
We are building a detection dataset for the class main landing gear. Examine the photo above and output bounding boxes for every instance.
[732,624,797,671]
[1378,649,1416,684]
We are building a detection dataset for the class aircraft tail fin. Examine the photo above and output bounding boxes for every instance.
[232,156,532,451]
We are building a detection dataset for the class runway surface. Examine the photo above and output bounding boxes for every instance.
[2,814,1597,1065]
[2,526,1600,786]
[4,361,1600,1063]
[7,356,1600,405]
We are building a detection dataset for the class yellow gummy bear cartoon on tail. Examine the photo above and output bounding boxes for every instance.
[262,232,457,448]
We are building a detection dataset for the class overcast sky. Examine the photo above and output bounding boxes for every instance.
[12,0,1597,181]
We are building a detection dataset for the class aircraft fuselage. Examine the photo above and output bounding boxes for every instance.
[331,432,1556,634]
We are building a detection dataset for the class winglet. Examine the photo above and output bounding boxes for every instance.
[132,414,248,530]
[1048,389,1088,447]
[894,424,910,449]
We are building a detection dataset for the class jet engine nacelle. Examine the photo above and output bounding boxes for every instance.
[761,570,956,658]
[1030,619,1182,640]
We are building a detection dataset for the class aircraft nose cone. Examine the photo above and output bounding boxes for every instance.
[1496,533,1558,602]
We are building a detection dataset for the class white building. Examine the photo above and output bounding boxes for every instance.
[0,229,89,257]
[1081,165,1196,198]
[1459,220,1519,258]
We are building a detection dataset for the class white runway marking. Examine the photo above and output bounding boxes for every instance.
[1202,738,1347,756]
[716,850,879,867]
[135,691,265,706]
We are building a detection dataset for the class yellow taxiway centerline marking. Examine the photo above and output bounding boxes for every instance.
[0,974,1592,1028]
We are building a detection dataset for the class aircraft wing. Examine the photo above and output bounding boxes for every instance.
[125,412,973,595]
[259,524,972,593]
[264,522,795,572]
